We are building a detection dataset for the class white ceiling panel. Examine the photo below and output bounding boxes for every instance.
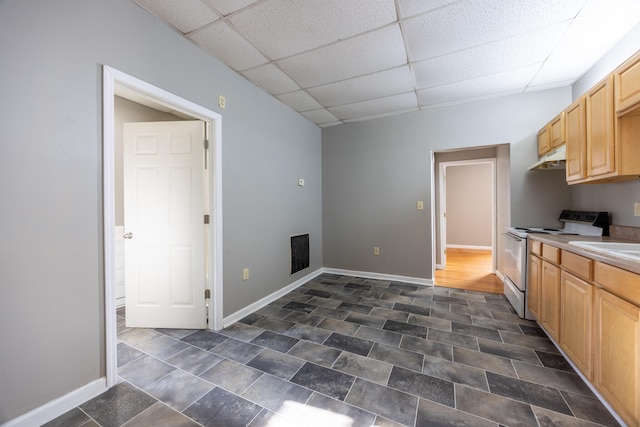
[277,24,407,88]
[189,20,268,71]
[403,0,587,62]
[418,63,541,106]
[328,92,418,121]
[131,0,640,126]
[242,64,300,95]
[228,0,397,60]
[302,109,340,125]
[307,66,414,107]
[278,91,323,112]
[132,0,219,33]
[413,22,569,89]
[201,0,260,16]
[397,0,458,19]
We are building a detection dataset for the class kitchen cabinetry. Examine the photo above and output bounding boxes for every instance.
[586,75,615,178]
[559,251,594,381]
[540,244,561,341]
[615,49,640,114]
[550,112,565,150]
[527,241,542,319]
[537,125,551,157]
[565,97,587,183]
[594,286,639,427]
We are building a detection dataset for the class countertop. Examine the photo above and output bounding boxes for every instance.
[528,233,640,275]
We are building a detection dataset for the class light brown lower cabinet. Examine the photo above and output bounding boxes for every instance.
[540,260,561,342]
[527,254,542,319]
[594,288,640,427]
[560,271,593,380]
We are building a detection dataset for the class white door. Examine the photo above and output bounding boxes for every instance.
[124,120,207,329]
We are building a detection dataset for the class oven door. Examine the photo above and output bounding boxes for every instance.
[503,232,526,291]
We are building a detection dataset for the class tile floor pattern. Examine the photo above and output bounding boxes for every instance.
[46,274,621,427]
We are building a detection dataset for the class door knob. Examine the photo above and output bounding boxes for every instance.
[123,232,134,239]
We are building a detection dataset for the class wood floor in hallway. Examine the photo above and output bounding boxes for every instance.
[434,248,504,294]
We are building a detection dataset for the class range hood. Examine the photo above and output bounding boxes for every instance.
[528,145,566,171]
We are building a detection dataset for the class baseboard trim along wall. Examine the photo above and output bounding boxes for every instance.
[2,379,107,427]
[322,268,433,287]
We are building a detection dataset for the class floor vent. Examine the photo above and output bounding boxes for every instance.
[290,233,310,274]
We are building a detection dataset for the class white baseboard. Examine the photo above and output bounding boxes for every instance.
[322,268,433,287]
[2,378,107,427]
[222,268,324,328]
[446,245,492,250]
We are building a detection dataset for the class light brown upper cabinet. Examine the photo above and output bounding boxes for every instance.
[565,97,587,183]
[549,112,565,150]
[615,49,640,115]
[537,124,551,157]
[586,75,616,179]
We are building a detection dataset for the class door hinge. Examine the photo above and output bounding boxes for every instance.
[204,289,211,299]
[204,214,210,224]
[203,139,209,170]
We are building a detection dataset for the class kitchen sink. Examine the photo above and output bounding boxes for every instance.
[568,241,640,261]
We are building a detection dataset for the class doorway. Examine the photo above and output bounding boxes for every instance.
[432,148,504,294]
[103,66,223,388]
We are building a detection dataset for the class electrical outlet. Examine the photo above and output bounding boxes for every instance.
[417,201,424,211]
[373,246,380,256]
[635,202,640,217]
[242,268,249,281]
[218,94,226,109]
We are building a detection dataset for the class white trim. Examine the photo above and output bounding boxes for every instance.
[1,379,106,427]
[446,245,492,251]
[102,66,223,392]
[322,268,433,287]
[222,268,324,327]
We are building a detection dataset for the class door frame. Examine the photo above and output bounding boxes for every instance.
[102,66,223,388]
[436,158,497,273]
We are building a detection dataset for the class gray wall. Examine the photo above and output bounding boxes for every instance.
[0,0,321,423]
[570,22,640,227]
[322,88,573,280]
[446,163,493,248]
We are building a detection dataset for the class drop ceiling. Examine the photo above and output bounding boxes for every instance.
[131,0,640,127]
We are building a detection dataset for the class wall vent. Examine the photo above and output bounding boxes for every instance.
[290,233,310,274]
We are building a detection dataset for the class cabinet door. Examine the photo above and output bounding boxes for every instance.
[565,97,587,183]
[594,289,640,427]
[560,271,593,380]
[586,76,615,177]
[537,125,551,157]
[615,50,640,114]
[528,254,542,320]
[540,260,561,341]
[550,112,565,149]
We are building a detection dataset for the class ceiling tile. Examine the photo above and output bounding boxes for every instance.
[413,22,569,89]
[277,24,407,88]
[189,20,268,71]
[397,0,458,19]
[403,0,587,62]
[242,64,300,95]
[132,0,219,33]
[302,109,340,125]
[278,91,323,112]
[328,92,418,120]
[307,66,414,107]
[417,63,541,106]
[201,0,259,16]
[528,55,599,88]
[227,0,397,60]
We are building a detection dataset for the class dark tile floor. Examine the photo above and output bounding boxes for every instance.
[45,274,621,427]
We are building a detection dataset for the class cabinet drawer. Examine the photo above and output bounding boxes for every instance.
[615,50,640,114]
[594,262,640,306]
[562,251,593,281]
[530,240,542,256]
[542,244,560,264]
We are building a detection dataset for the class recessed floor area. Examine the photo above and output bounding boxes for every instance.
[46,274,619,427]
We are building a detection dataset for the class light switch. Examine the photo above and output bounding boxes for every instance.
[417,201,424,211]
[298,178,304,186]
[373,246,380,256]
[635,202,640,216]
[218,95,226,109]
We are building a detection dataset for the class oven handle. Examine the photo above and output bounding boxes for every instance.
[503,232,523,242]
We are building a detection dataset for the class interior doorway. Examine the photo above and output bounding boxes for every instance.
[102,66,223,388]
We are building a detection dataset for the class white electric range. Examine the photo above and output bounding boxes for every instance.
[503,210,609,320]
